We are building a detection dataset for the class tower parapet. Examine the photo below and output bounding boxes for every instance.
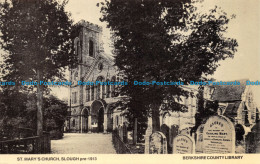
[78,20,103,33]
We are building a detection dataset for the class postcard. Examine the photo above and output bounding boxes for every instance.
[0,0,259,164]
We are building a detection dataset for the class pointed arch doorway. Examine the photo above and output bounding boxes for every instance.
[81,107,90,133]
[90,100,106,133]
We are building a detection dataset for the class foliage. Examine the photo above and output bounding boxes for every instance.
[99,0,238,131]
[0,91,67,139]
[0,90,36,131]
[0,0,74,86]
[0,0,74,135]
[43,95,68,132]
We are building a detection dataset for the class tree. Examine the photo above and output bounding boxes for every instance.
[43,95,67,132]
[0,0,73,135]
[0,91,67,139]
[29,94,68,139]
[0,90,35,139]
[99,0,238,132]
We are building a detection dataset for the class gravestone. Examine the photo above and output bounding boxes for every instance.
[173,134,195,154]
[123,123,128,143]
[203,115,235,154]
[161,124,171,153]
[246,121,260,153]
[144,118,153,154]
[235,124,246,153]
[195,124,204,153]
[149,131,167,154]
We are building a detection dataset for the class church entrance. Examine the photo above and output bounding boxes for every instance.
[81,108,89,133]
[98,107,104,132]
[91,100,105,133]
[84,110,88,132]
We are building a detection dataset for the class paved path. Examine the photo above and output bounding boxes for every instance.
[51,133,116,154]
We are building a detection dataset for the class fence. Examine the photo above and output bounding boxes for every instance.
[0,128,35,141]
[0,132,51,154]
[112,130,132,154]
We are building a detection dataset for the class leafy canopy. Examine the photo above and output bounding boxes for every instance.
[0,0,74,88]
[99,0,238,119]
[0,90,67,137]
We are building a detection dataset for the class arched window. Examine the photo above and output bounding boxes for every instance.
[111,76,116,97]
[72,119,75,127]
[102,81,105,99]
[106,79,110,98]
[116,115,119,126]
[72,92,77,104]
[96,76,104,100]
[91,85,94,101]
[86,86,90,102]
[96,84,100,100]
[77,41,81,56]
[89,40,94,57]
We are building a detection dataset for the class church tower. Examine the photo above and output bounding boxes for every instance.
[70,20,103,85]
[73,20,103,68]
[69,21,104,132]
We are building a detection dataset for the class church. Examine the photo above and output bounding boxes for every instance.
[65,21,259,140]
[65,20,127,133]
[64,20,200,134]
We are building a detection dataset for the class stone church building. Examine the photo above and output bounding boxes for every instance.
[65,20,125,133]
[65,21,259,139]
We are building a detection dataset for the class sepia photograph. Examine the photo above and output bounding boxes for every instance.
[0,0,260,163]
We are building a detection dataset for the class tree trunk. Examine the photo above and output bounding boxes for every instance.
[37,69,43,136]
[151,103,160,133]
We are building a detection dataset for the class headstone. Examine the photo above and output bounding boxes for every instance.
[149,131,167,154]
[195,124,204,153]
[144,118,153,154]
[246,132,255,153]
[203,115,235,154]
[123,123,128,143]
[235,124,246,153]
[173,134,195,154]
[161,124,171,153]
[246,121,260,153]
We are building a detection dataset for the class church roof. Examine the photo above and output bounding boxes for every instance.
[224,101,242,117]
[211,79,248,102]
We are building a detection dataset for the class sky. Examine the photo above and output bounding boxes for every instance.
[202,0,260,81]
[0,0,260,106]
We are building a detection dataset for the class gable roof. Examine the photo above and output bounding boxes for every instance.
[224,101,242,117]
[211,79,248,102]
